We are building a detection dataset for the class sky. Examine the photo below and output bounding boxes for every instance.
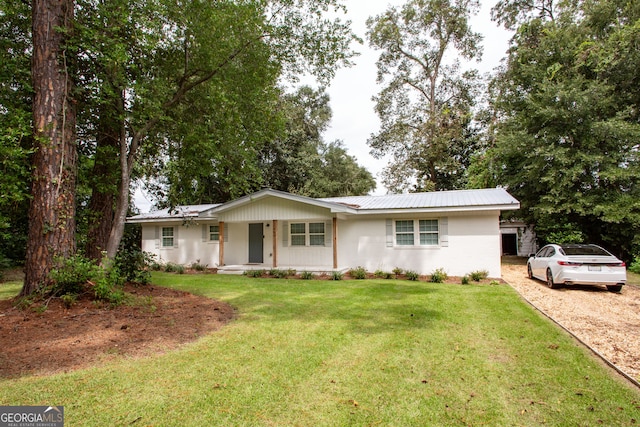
[320,0,513,195]
[134,0,512,212]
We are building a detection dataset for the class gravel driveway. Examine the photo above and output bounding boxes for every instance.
[502,262,640,381]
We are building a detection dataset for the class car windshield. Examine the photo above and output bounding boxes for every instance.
[560,245,611,256]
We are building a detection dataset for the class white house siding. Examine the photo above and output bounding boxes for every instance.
[216,196,329,222]
[141,222,220,267]
[337,211,502,277]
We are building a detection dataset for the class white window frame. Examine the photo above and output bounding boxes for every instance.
[394,219,439,247]
[290,222,326,247]
[162,226,175,248]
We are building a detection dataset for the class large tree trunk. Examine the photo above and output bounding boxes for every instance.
[23,0,77,296]
[84,100,123,262]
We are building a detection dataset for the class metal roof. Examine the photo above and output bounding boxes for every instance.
[127,188,519,223]
[321,188,519,211]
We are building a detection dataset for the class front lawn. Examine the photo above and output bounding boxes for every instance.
[1,273,639,426]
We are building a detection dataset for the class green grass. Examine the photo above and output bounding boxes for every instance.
[1,273,639,426]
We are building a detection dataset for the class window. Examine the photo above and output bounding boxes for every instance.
[290,223,306,246]
[309,222,325,246]
[419,220,438,245]
[209,225,220,241]
[290,222,326,246]
[162,227,174,247]
[395,219,439,246]
[395,220,414,246]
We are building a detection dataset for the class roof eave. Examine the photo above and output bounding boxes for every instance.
[200,188,354,217]
[347,203,520,216]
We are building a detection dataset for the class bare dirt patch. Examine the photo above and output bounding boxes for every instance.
[502,261,640,381]
[0,283,235,378]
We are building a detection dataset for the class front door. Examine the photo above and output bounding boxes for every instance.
[248,223,264,263]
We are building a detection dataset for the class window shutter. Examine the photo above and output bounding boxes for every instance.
[223,224,229,242]
[325,219,332,247]
[154,226,160,248]
[173,226,179,248]
[202,225,208,242]
[386,219,393,247]
[282,221,289,247]
[440,217,448,247]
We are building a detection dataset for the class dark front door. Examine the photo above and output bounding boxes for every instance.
[248,223,264,263]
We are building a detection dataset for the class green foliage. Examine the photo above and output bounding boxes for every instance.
[366,0,483,192]
[245,269,265,278]
[405,270,420,281]
[392,267,404,277]
[429,268,448,283]
[300,271,314,280]
[469,270,489,282]
[461,275,470,285]
[487,0,640,260]
[330,271,343,281]
[189,261,208,272]
[49,256,100,296]
[348,266,367,279]
[628,257,640,275]
[269,269,294,279]
[374,269,393,279]
[164,263,185,274]
[60,293,78,309]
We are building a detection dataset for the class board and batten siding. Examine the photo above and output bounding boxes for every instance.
[337,211,502,277]
[217,197,330,222]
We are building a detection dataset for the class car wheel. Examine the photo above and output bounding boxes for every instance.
[527,263,533,279]
[606,285,623,293]
[546,268,558,289]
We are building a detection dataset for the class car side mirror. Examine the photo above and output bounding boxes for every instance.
[529,253,536,258]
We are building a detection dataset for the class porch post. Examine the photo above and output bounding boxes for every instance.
[333,217,338,269]
[272,219,278,268]
[219,221,225,267]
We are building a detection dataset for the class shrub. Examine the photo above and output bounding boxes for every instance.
[405,270,420,281]
[331,271,343,281]
[164,263,185,274]
[392,267,403,277]
[349,266,367,279]
[269,269,294,278]
[469,270,489,282]
[49,255,100,296]
[115,248,153,285]
[300,271,314,280]
[374,269,393,279]
[461,275,470,285]
[190,260,208,272]
[246,269,265,278]
[60,293,77,308]
[629,256,640,274]
[429,268,448,283]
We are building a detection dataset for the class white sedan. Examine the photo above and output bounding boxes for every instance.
[527,244,627,292]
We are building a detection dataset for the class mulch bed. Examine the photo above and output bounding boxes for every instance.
[0,283,235,378]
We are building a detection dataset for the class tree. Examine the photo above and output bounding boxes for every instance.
[260,86,331,194]
[72,0,358,261]
[486,0,640,259]
[0,1,33,265]
[23,0,77,295]
[258,86,376,197]
[366,0,483,193]
[301,140,376,197]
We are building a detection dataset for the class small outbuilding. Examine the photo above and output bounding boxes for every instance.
[127,188,520,278]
